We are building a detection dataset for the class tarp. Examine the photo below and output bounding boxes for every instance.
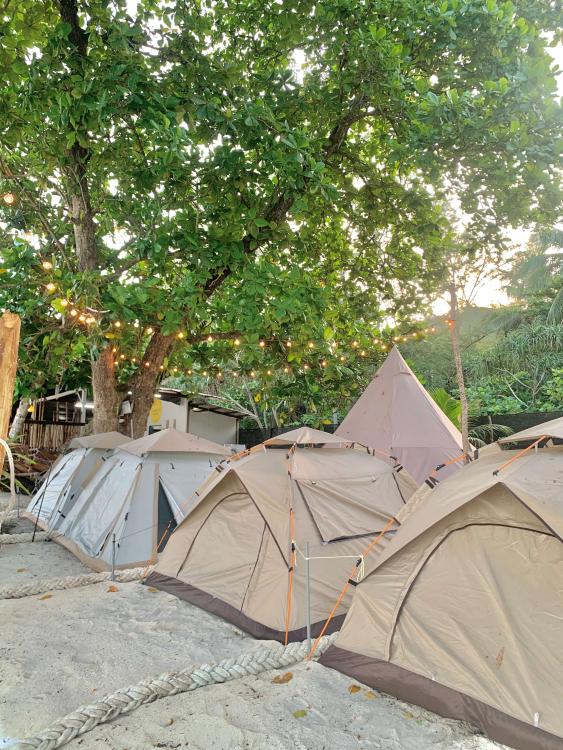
[121,427,231,457]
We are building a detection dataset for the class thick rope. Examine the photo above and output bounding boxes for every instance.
[0,531,50,544]
[0,565,152,600]
[16,633,336,750]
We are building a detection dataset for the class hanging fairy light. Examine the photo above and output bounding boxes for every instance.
[234,338,241,346]
[308,342,315,349]
[70,309,78,317]
[114,321,122,328]
[259,340,266,348]
[41,260,53,270]
[206,335,213,343]
[146,327,154,335]
[177,331,184,339]
[45,282,56,293]
[1,192,16,206]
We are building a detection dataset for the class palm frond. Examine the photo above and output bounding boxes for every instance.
[547,287,563,324]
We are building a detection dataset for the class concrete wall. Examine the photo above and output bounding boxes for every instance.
[147,398,187,432]
[147,397,239,445]
[188,408,238,445]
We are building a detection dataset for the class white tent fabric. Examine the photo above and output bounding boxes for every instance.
[336,346,466,483]
[26,429,229,571]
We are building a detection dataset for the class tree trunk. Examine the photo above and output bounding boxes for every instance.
[449,282,471,457]
[9,397,31,441]
[0,312,21,468]
[128,331,175,438]
[91,347,122,434]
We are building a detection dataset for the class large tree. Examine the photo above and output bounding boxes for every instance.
[0,0,560,436]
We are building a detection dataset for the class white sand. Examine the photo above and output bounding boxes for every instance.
[0,525,504,750]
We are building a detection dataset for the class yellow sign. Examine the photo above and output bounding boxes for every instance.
[149,398,162,424]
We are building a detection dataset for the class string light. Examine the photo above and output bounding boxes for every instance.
[114,321,121,328]
[286,341,292,348]
[321,360,327,367]
[259,340,266,348]
[304,364,310,370]
[112,347,117,353]
[202,370,208,376]
[41,260,53,270]
[70,309,78,317]
[217,371,223,378]
[234,338,240,346]
[187,369,192,375]
[266,369,272,376]
[206,335,213,343]
[120,354,126,360]
[160,365,164,370]
[60,299,69,308]
[283,366,290,373]
[360,350,366,357]
[250,370,256,378]
[45,282,56,292]
[78,314,86,323]
[177,332,184,339]
[86,316,95,325]
[144,361,151,367]
[351,341,358,348]
[340,355,346,361]
[146,327,154,335]
[2,192,16,206]
[173,367,178,373]
[308,342,315,349]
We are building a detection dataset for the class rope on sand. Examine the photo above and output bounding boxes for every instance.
[0,565,151,600]
[16,634,337,750]
[0,531,50,544]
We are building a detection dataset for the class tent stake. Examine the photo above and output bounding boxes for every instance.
[305,541,311,650]
[111,534,116,581]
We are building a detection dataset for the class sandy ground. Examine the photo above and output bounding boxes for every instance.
[0,505,504,750]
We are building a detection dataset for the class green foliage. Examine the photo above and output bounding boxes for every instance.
[0,0,561,406]
[431,387,461,428]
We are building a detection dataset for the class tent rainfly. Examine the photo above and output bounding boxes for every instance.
[320,441,563,750]
[336,346,466,484]
[26,428,231,571]
[26,431,131,529]
[146,426,417,642]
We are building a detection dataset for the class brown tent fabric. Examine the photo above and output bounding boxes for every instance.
[121,427,232,457]
[320,444,563,750]
[68,431,131,450]
[146,438,417,642]
[498,415,563,444]
[336,347,466,483]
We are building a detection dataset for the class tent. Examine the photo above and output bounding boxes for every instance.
[336,346,466,483]
[146,426,417,642]
[26,428,231,571]
[320,441,563,750]
[26,431,131,529]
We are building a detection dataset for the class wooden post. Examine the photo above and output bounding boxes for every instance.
[0,312,21,466]
[448,283,471,459]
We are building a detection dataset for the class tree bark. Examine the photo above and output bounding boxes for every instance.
[128,331,175,438]
[91,347,122,434]
[0,312,21,466]
[8,397,31,441]
[449,282,471,457]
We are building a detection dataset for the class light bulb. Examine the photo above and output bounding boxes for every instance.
[42,260,53,270]
[177,332,184,339]
[70,309,78,317]
[207,335,213,343]
[259,341,265,348]
[114,321,121,328]
[308,342,314,349]
[146,327,154,335]
[234,338,240,346]
[2,192,16,206]
[46,282,56,292]
[60,299,69,308]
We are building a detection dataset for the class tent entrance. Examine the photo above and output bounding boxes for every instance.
[157,482,177,549]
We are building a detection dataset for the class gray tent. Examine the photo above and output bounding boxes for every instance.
[26,428,231,571]
[320,437,563,750]
[26,431,131,529]
[147,427,417,642]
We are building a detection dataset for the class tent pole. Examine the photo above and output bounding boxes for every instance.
[111,534,116,581]
[305,541,311,650]
[32,462,53,542]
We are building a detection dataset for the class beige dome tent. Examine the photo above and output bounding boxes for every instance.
[26,431,131,529]
[336,346,466,483]
[26,428,231,571]
[146,427,417,642]
[320,439,563,750]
